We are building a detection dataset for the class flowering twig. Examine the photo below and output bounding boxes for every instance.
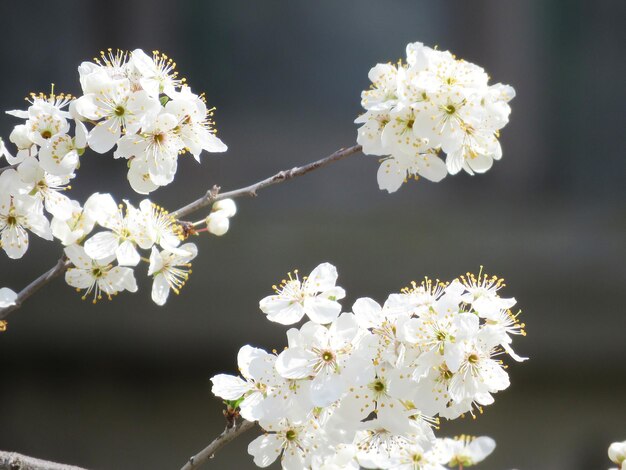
[0,256,70,321]
[0,450,88,470]
[0,145,362,322]
[172,144,362,219]
[180,419,256,470]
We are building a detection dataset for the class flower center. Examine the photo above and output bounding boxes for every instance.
[444,104,456,115]
[468,353,480,364]
[321,351,334,363]
[114,105,126,117]
[91,268,103,278]
[40,130,52,139]
[285,430,297,442]
[440,364,453,380]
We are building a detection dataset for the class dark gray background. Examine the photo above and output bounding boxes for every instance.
[1,1,625,469]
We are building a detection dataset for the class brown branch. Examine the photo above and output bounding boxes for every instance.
[172,144,362,219]
[0,451,88,470]
[0,144,362,322]
[0,256,70,321]
[180,419,256,470]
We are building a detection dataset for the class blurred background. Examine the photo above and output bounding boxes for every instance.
[1,1,625,469]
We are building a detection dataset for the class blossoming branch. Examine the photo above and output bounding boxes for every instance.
[208,263,526,470]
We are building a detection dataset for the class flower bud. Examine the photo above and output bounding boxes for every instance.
[609,441,626,464]
[212,198,237,218]
[206,213,230,236]
[9,124,33,149]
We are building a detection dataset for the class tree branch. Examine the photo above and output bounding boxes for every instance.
[0,144,362,322]
[0,256,70,321]
[180,419,256,470]
[0,451,88,470]
[172,144,362,219]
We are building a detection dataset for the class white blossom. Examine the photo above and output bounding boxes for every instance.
[38,133,81,177]
[211,345,282,422]
[215,265,524,469]
[138,199,182,252]
[74,74,160,153]
[248,418,319,469]
[435,435,496,467]
[114,110,184,189]
[17,156,74,220]
[357,42,515,193]
[147,242,197,306]
[0,195,52,259]
[51,201,94,246]
[260,263,346,325]
[275,314,373,407]
[166,86,227,159]
[130,49,182,98]
[64,244,137,303]
[83,195,152,266]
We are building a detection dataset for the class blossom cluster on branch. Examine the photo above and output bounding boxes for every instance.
[357,42,515,193]
[0,49,231,309]
[0,42,532,469]
[211,263,526,469]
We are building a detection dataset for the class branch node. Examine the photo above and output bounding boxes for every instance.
[209,185,221,199]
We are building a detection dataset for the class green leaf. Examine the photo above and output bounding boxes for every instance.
[224,396,245,409]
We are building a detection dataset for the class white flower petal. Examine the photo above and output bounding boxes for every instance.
[306,262,339,292]
[210,374,251,400]
[84,231,119,261]
[304,296,341,324]
[248,434,283,468]
[64,244,94,270]
[151,273,170,306]
[0,287,17,308]
[115,239,140,266]
[275,347,314,379]
[88,118,121,153]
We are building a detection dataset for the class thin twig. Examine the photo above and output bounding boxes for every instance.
[180,419,256,470]
[0,144,363,322]
[0,451,88,470]
[172,144,362,219]
[0,256,70,321]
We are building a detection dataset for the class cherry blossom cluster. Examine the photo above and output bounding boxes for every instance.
[60,195,235,305]
[0,49,231,307]
[74,49,227,193]
[211,263,526,469]
[356,42,515,193]
[609,440,626,470]
[0,49,225,257]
